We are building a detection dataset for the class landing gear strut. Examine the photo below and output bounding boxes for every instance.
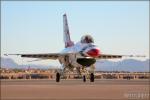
[90,73,94,82]
[56,73,60,82]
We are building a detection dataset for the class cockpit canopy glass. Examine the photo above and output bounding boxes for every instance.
[80,35,94,43]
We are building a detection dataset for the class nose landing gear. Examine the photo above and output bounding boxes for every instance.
[80,66,95,82]
[83,75,86,82]
[82,73,95,82]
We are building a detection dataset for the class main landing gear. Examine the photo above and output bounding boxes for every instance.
[56,72,60,82]
[55,67,95,82]
[56,72,95,82]
[90,73,94,82]
[56,73,95,82]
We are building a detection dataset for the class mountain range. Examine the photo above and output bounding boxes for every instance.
[1,57,149,72]
[95,59,149,72]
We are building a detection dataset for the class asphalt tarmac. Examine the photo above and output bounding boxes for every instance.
[1,79,149,100]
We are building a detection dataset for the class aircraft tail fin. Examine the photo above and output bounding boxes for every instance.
[63,14,74,48]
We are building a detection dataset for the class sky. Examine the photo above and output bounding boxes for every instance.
[1,1,149,66]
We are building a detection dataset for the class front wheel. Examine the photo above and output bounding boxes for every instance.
[83,75,86,82]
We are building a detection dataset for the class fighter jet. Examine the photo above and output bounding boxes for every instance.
[5,14,145,82]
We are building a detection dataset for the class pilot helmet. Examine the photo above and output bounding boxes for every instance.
[80,34,94,43]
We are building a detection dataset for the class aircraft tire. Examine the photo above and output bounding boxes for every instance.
[83,75,86,82]
[56,73,60,82]
[90,73,94,82]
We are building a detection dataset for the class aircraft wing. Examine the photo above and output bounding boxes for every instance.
[97,54,145,59]
[5,53,145,60]
[4,53,70,60]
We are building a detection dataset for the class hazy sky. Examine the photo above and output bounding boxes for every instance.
[1,1,149,66]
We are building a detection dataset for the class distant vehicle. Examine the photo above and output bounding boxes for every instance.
[5,14,145,82]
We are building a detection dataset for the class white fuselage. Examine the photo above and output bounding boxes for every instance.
[59,42,100,70]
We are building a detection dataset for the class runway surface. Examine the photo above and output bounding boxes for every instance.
[1,79,149,100]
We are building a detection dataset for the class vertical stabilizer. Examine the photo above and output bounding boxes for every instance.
[63,14,74,48]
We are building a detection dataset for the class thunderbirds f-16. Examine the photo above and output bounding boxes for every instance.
[5,14,145,82]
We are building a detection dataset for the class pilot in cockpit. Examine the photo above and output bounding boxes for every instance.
[80,35,94,43]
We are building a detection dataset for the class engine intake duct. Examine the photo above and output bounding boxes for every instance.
[77,58,96,66]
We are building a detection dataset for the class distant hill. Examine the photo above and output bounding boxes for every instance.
[1,57,18,68]
[95,59,149,72]
[1,57,51,69]
[1,57,149,72]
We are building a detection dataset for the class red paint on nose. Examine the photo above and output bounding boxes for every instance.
[87,48,100,57]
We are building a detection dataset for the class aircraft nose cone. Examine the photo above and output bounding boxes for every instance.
[87,48,100,57]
